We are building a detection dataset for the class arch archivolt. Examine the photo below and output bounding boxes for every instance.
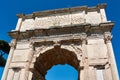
[32,44,83,63]
[35,46,54,57]
[28,37,87,80]
[61,45,82,54]
[61,45,83,60]
[29,43,83,80]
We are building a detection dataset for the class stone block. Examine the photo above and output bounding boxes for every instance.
[16,43,30,49]
[89,58,108,66]
[100,9,107,22]
[20,19,35,31]
[86,11,101,24]
[9,62,27,68]
[87,39,107,59]
[12,49,30,62]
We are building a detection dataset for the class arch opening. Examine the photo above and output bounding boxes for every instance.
[32,48,80,80]
[45,64,78,80]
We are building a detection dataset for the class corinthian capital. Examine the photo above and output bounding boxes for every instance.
[81,33,87,44]
[9,39,17,48]
[29,42,35,50]
[104,32,112,43]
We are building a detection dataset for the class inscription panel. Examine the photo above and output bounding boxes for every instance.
[19,10,105,31]
[20,11,87,31]
[35,11,85,29]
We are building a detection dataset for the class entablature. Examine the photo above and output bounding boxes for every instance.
[16,33,83,47]
[9,22,114,40]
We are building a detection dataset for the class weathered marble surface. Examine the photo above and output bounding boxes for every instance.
[2,4,119,80]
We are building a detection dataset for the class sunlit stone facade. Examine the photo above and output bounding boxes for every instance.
[2,4,119,80]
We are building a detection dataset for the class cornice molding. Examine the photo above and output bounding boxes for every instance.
[17,3,106,19]
[8,22,114,39]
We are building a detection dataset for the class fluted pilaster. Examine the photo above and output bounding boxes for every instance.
[104,32,119,80]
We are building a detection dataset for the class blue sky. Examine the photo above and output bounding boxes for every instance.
[0,0,120,79]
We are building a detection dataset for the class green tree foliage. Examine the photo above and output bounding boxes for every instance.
[0,56,6,67]
[0,40,10,67]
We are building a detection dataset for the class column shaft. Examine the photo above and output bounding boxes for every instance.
[106,41,119,80]
[104,32,119,80]
[2,39,16,80]
[80,33,88,80]
[20,43,34,80]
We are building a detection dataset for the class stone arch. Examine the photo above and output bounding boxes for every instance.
[32,47,80,80]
